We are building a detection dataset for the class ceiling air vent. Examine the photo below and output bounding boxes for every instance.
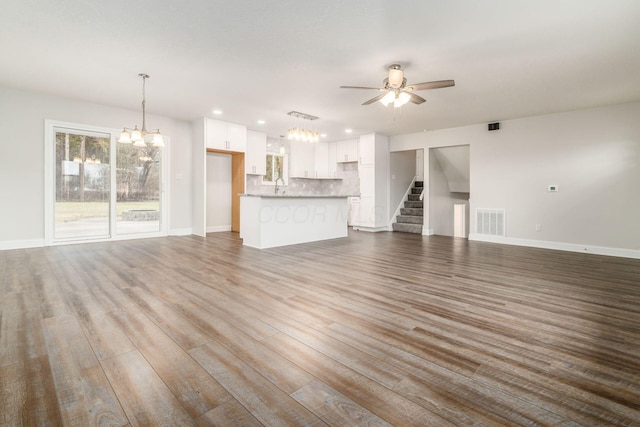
[476,208,505,236]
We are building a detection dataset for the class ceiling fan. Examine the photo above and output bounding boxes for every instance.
[340,64,454,108]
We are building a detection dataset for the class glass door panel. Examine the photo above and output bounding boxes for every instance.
[54,129,111,240]
[116,144,161,234]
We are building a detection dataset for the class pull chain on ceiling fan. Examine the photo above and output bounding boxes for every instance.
[340,64,455,107]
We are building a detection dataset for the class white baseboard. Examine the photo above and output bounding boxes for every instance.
[352,225,388,233]
[169,227,193,236]
[0,238,45,251]
[207,225,232,233]
[422,228,434,236]
[468,234,640,259]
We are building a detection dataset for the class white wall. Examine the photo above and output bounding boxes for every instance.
[0,86,192,247]
[391,101,640,256]
[206,152,232,232]
[389,150,416,218]
[429,149,454,236]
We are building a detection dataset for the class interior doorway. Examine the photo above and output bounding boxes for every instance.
[428,145,470,238]
[206,150,244,233]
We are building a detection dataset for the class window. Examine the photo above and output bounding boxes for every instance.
[263,153,288,184]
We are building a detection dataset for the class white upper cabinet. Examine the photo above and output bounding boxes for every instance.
[289,142,315,178]
[206,118,247,152]
[336,138,358,163]
[327,142,337,178]
[358,133,375,165]
[246,130,267,175]
[314,143,329,178]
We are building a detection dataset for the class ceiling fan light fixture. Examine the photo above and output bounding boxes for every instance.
[394,92,411,108]
[379,90,396,107]
[388,65,404,88]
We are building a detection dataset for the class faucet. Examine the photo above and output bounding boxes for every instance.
[275,176,284,195]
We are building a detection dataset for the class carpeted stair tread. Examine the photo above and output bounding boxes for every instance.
[396,215,423,224]
[392,223,422,233]
[404,201,423,208]
[401,207,423,216]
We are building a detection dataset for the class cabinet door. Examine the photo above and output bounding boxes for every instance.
[358,134,375,165]
[336,139,358,162]
[246,131,266,175]
[327,142,337,178]
[289,143,315,178]
[314,143,328,178]
[226,122,247,152]
[205,118,228,150]
[359,164,375,197]
[358,197,376,227]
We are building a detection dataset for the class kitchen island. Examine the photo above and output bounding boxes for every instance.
[239,194,349,249]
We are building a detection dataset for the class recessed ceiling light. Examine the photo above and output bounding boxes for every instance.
[320,133,327,138]
[345,129,352,134]
[213,109,223,115]
[257,120,266,124]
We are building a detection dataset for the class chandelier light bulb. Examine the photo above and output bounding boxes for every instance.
[118,129,132,144]
[130,126,143,142]
[152,132,165,147]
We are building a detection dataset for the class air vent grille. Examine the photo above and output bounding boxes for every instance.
[476,208,505,236]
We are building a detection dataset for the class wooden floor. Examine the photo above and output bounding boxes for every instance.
[1,231,640,426]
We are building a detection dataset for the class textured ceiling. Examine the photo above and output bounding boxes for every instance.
[1,0,639,141]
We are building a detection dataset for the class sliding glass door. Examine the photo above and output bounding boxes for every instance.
[54,128,112,240]
[116,144,161,234]
[46,121,166,244]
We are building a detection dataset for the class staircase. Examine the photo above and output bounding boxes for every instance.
[392,181,424,234]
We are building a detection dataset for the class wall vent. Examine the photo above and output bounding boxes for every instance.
[476,208,505,236]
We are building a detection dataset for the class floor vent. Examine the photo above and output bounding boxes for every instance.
[476,208,505,236]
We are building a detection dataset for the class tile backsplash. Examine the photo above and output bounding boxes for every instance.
[246,162,360,196]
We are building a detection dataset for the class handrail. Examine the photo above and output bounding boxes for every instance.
[419,188,424,201]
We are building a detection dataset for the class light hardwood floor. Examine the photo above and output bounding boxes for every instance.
[1,230,639,426]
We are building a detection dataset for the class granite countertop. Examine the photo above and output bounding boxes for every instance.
[241,194,358,198]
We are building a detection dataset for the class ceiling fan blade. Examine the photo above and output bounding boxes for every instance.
[406,80,455,91]
[407,92,426,104]
[340,86,384,90]
[362,93,388,105]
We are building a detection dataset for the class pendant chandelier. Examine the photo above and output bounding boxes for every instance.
[287,111,319,143]
[118,73,164,148]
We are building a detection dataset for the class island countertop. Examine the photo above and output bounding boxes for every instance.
[241,194,356,198]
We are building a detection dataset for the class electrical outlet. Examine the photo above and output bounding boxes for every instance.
[535,224,542,232]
